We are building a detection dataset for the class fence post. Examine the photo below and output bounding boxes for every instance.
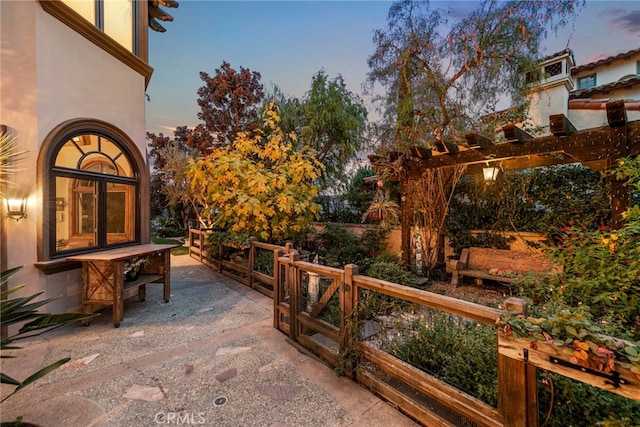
[342,264,358,378]
[273,248,284,329]
[248,237,256,290]
[498,297,538,427]
[287,250,300,342]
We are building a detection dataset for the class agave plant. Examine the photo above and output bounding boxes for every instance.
[1,266,98,403]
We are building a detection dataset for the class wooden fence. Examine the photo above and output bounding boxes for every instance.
[188,229,639,426]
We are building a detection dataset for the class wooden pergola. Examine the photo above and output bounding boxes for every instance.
[369,100,640,268]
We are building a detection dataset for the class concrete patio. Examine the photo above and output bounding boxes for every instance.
[1,254,417,427]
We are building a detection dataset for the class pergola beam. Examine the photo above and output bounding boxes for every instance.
[434,139,459,154]
[606,100,628,127]
[503,124,533,143]
[550,114,577,136]
[409,146,433,159]
[465,133,494,148]
[402,120,640,173]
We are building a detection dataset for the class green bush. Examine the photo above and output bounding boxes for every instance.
[366,261,417,288]
[254,249,274,276]
[539,373,640,426]
[314,224,376,268]
[386,310,498,407]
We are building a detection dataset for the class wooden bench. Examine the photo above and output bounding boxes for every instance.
[67,244,177,327]
[448,247,562,287]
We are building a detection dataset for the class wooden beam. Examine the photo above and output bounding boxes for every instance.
[367,154,385,165]
[409,145,432,159]
[388,151,403,161]
[153,0,179,8]
[503,124,533,144]
[606,100,627,127]
[149,4,174,21]
[465,133,494,148]
[434,139,459,154]
[549,114,576,136]
[402,120,640,171]
[148,17,167,32]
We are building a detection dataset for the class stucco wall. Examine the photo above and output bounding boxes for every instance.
[573,54,640,85]
[1,1,148,315]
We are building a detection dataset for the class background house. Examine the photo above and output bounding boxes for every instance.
[525,47,640,133]
[1,0,176,315]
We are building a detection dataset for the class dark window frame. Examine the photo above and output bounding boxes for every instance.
[36,119,147,274]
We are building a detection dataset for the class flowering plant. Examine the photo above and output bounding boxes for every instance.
[124,256,149,277]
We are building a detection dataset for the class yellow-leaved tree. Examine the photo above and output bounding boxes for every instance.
[186,102,324,241]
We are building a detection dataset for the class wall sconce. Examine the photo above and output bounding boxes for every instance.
[483,164,500,184]
[5,197,27,221]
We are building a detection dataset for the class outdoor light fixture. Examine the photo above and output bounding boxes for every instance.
[5,197,27,221]
[483,163,500,184]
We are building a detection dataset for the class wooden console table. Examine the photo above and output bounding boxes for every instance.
[67,244,178,327]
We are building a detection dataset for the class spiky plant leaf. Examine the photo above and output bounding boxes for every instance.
[1,358,70,403]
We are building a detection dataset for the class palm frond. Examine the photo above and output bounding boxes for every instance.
[1,358,70,403]
[19,313,99,334]
[1,265,99,402]
[0,133,28,191]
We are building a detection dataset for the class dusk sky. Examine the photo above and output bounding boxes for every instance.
[145,1,640,135]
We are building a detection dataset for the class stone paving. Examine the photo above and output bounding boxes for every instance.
[1,254,417,427]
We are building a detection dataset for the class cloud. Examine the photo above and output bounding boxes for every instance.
[603,8,640,37]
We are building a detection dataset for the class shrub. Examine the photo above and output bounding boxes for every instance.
[366,261,417,288]
[314,224,371,268]
[516,157,640,340]
[510,157,640,424]
[539,372,640,426]
[386,310,498,407]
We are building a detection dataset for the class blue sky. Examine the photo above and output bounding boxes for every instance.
[145,1,640,135]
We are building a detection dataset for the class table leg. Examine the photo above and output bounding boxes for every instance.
[113,261,124,327]
[163,249,171,303]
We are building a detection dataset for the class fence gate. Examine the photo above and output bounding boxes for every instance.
[274,252,348,367]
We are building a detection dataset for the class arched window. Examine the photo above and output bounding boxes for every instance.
[48,132,140,257]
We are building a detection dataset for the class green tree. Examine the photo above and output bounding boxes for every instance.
[366,0,580,271]
[265,72,367,190]
[147,127,198,230]
[343,166,377,221]
[298,71,367,189]
[186,102,324,241]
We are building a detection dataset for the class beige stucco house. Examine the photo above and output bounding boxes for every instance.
[525,47,640,133]
[1,0,177,314]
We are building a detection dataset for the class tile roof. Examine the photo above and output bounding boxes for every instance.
[570,75,640,99]
[540,48,574,63]
[572,47,640,74]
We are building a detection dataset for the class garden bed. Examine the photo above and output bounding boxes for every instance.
[425,280,506,308]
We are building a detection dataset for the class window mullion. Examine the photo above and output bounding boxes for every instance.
[95,0,104,31]
[97,179,107,247]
